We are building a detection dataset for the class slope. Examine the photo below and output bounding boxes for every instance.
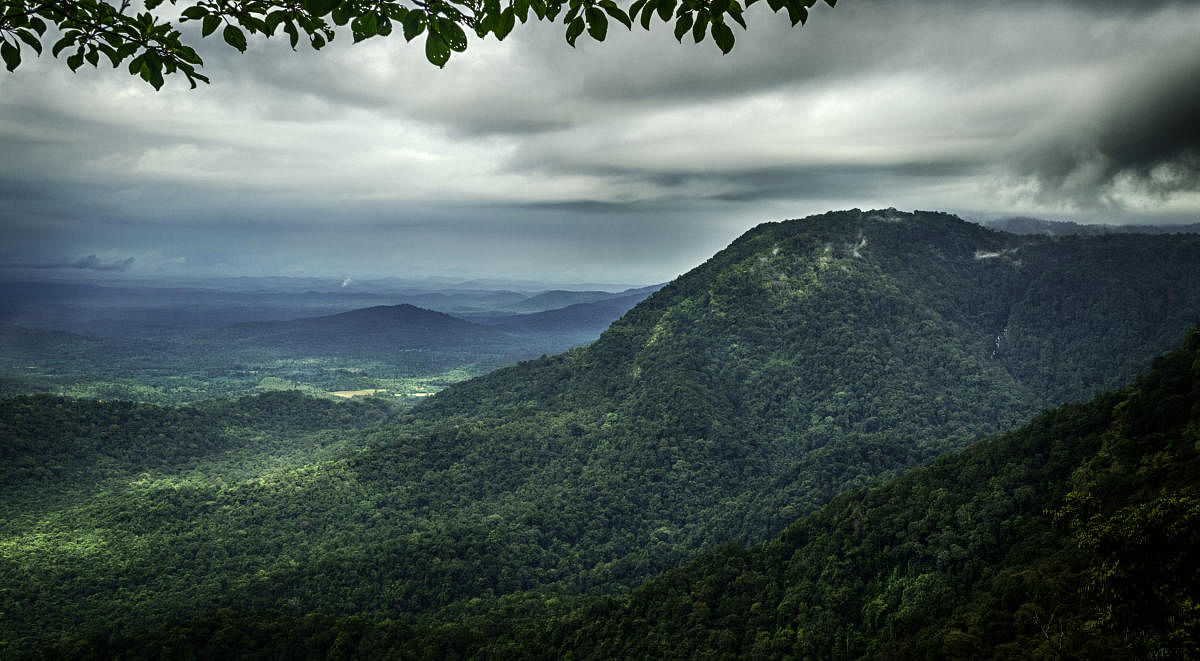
[508,326,1200,660]
[33,305,1200,661]
[4,209,1200,652]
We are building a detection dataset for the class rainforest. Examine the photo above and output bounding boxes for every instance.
[2,210,1199,659]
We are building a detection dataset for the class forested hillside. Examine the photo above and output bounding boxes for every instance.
[510,324,1200,659]
[29,294,1200,661]
[4,210,1200,655]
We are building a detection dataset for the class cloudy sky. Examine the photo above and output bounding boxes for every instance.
[1,0,1198,285]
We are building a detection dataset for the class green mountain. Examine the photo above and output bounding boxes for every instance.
[4,209,1200,654]
[30,284,1200,661]
[504,325,1200,660]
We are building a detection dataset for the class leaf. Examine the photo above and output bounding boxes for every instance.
[424,31,450,66]
[16,29,42,55]
[673,13,692,42]
[302,0,340,17]
[202,14,221,37]
[629,0,648,22]
[565,16,584,46]
[691,11,707,42]
[332,3,354,26]
[656,0,676,23]
[52,35,75,58]
[1,40,20,72]
[436,18,467,51]
[513,0,530,22]
[403,10,426,41]
[711,20,733,53]
[223,24,247,52]
[181,6,207,21]
[600,0,632,30]
[99,44,122,67]
[284,21,300,48]
[351,14,378,42]
[495,8,516,40]
[639,0,656,29]
[66,51,84,72]
[585,7,608,41]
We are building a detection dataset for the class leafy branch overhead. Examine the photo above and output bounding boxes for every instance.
[0,0,835,88]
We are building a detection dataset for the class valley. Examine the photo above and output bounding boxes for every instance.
[2,210,1199,659]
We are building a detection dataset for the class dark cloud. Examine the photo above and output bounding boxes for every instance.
[2,0,1198,284]
[1011,44,1200,207]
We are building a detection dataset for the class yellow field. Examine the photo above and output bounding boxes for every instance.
[329,389,385,398]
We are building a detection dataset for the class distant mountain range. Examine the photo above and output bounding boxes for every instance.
[982,215,1200,236]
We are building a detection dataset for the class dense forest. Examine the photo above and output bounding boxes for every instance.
[21,291,1200,660]
[2,210,1199,658]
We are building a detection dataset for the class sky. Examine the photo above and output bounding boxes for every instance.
[1,0,1198,286]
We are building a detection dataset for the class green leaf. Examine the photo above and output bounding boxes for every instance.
[691,11,707,42]
[495,8,516,40]
[223,24,247,52]
[565,16,584,46]
[513,0,530,22]
[52,35,75,58]
[673,13,692,42]
[403,10,426,41]
[436,18,467,51]
[202,14,221,37]
[639,0,656,29]
[16,29,42,55]
[656,0,676,23]
[784,0,807,26]
[66,51,84,72]
[585,7,608,41]
[332,3,354,26]
[600,1,632,30]
[351,14,378,42]
[99,44,122,67]
[1,40,20,72]
[629,0,648,22]
[284,21,300,48]
[180,6,207,20]
[29,16,47,36]
[424,31,450,66]
[711,20,733,53]
[726,1,746,28]
[302,0,341,17]
[264,11,288,34]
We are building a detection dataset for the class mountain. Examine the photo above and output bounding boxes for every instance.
[501,325,1200,660]
[486,291,660,337]
[497,285,664,314]
[33,305,1200,661]
[211,304,505,353]
[5,209,1200,653]
[982,216,1200,236]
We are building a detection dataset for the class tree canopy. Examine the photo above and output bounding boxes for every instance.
[0,0,835,88]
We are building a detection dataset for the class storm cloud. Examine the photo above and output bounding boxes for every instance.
[0,0,1196,283]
